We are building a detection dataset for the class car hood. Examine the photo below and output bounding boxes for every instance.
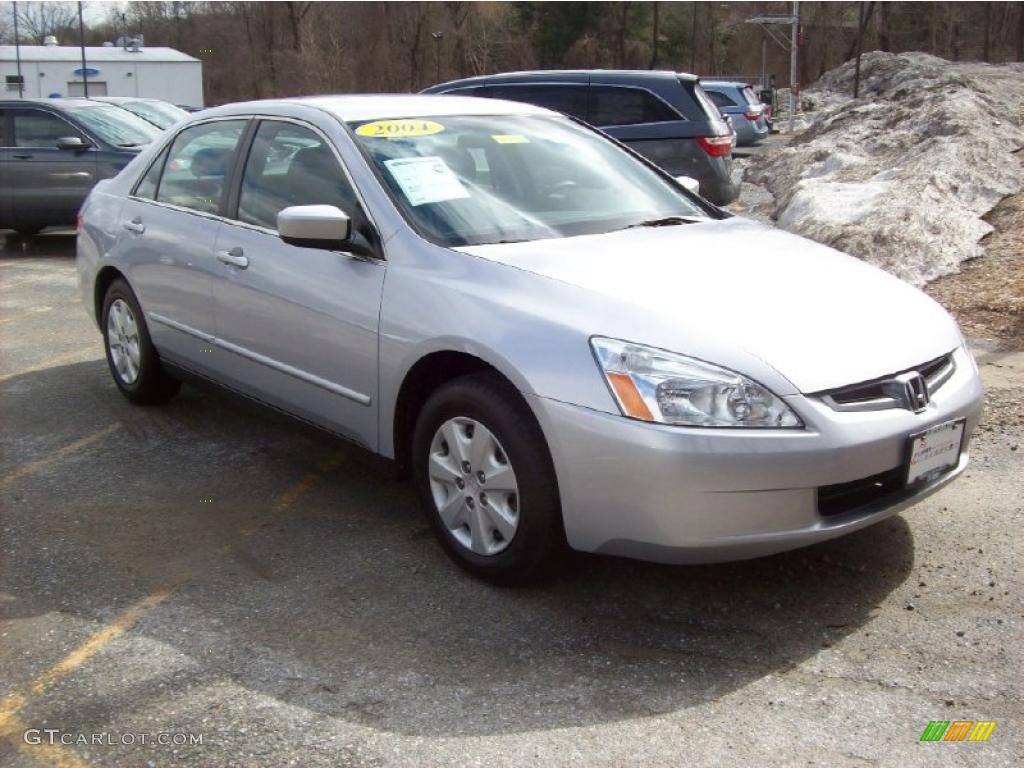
[457,217,962,393]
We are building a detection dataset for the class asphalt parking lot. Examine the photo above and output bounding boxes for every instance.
[1,233,1022,767]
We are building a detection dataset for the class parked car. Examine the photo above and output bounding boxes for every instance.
[701,81,770,146]
[77,95,983,584]
[422,71,738,206]
[0,98,160,236]
[90,97,190,130]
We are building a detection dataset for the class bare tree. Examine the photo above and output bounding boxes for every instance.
[15,1,77,44]
[853,2,873,99]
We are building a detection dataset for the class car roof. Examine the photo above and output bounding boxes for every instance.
[701,81,751,89]
[92,96,163,104]
[427,69,697,90]
[0,97,112,111]
[200,94,554,122]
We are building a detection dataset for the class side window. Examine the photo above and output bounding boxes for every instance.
[237,121,358,231]
[706,90,737,108]
[134,146,170,200]
[12,109,83,148]
[487,85,588,121]
[588,86,681,127]
[155,120,247,214]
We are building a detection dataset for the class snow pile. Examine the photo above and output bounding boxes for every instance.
[746,52,1024,285]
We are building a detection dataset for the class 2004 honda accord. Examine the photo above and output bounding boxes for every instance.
[77,95,984,583]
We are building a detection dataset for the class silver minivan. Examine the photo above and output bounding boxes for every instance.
[77,95,983,583]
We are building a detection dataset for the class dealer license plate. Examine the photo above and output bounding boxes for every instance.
[906,418,965,485]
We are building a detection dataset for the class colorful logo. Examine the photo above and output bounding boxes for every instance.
[920,721,997,742]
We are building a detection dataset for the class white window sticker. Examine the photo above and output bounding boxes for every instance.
[383,156,470,207]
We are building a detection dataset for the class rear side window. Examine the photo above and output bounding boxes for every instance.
[237,121,359,231]
[705,90,737,108]
[741,86,761,106]
[588,86,680,127]
[12,109,83,148]
[155,120,247,214]
[134,146,170,200]
[486,84,588,121]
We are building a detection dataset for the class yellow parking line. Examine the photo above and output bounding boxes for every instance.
[29,586,175,697]
[236,452,346,536]
[0,423,122,491]
[0,584,177,766]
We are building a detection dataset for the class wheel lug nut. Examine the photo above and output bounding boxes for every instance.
[461,461,471,474]
[479,493,487,505]
[465,497,475,508]
[476,471,486,484]
[455,478,465,489]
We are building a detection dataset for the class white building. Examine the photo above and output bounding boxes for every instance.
[0,42,203,107]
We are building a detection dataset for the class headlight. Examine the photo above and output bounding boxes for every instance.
[591,337,802,428]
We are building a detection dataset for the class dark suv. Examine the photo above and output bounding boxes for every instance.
[0,98,160,235]
[422,70,738,205]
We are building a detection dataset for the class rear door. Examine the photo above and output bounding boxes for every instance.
[115,118,249,372]
[209,118,385,449]
[6,107,98,229]
[587,84,699,176]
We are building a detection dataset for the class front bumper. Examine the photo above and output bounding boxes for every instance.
[528,346,984,564]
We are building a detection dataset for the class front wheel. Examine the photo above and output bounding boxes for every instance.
[102,278,181,404]
[412,373,565,585]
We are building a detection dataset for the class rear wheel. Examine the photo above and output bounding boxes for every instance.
[102,278,181,404]
[412,373,565,585]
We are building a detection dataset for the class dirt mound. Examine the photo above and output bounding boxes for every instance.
[746,52,1024,285]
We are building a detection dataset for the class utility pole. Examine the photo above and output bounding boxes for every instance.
[78,1,89,98]
[746,3,801,131]
[431,31,444,84]
[12,1,24,98]
[789,1,799,133]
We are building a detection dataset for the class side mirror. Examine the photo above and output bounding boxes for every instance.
[277,205,351,249]
[674,176,701,195]
[56,136,91,151]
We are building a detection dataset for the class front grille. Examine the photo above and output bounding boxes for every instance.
[817,467,905,516]
[818,352,956,412]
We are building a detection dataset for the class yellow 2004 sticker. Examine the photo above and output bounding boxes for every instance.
[355,119,445,138]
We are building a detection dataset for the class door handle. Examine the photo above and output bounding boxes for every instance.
[12,153,32,160]
[123,217,145,234]
[216,247,249,269]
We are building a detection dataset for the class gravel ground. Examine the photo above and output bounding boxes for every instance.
[1,234,1022,767]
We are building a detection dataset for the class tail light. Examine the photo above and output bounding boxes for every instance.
[744,111,760,121]
[696,135,732,157]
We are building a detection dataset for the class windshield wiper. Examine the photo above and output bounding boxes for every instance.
[623,215,702,230]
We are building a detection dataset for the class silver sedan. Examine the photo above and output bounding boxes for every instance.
[77,95,984,583]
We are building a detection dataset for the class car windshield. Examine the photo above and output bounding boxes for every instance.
[120,100,188,130]
[351,114,709,247]
[66,104,161,147]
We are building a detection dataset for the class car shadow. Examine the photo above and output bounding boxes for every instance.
[1,229,76,258]
[1,360,916,737]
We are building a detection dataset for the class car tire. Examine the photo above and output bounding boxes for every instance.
[412,372,565,585]
[101,278,181,405]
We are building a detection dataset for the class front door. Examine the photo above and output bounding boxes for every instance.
[209,119,385,449]
[6,107,98,229]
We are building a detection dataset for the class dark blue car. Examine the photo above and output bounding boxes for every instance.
[422,70,738,206]
[0,98,160,236]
